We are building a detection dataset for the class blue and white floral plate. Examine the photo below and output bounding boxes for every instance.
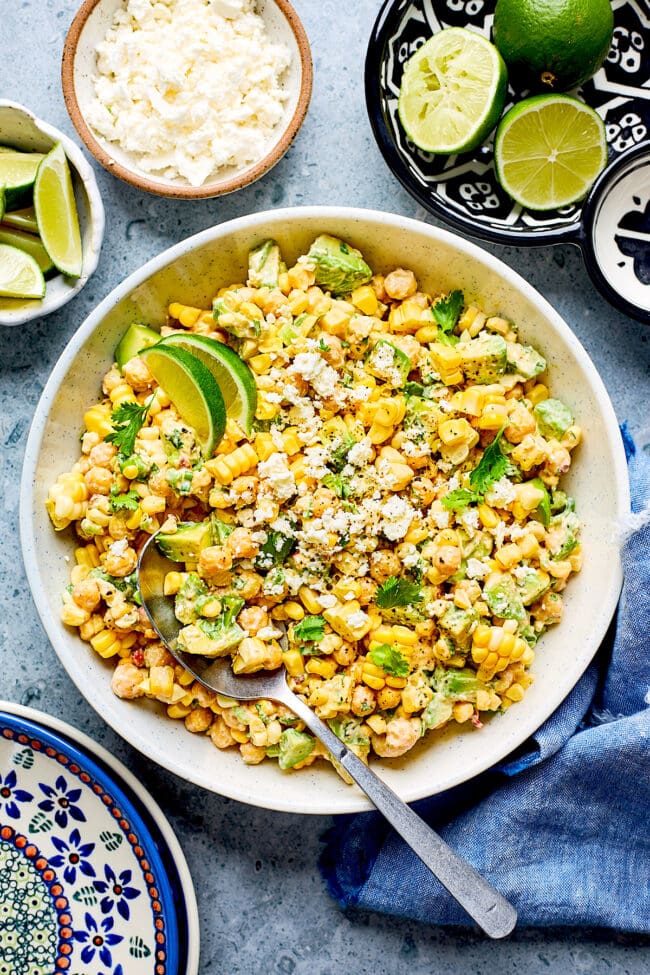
[0,702,199,975]
[365,0,650,323]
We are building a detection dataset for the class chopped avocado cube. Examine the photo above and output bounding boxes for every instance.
[459,334,507,384]
[439,669,493,704]
[174,572,208,625]
[213,297,260,339]
[307,234,372,296]
[516,568,551,606]
[278,728,315,770]
[247,239,283,288]
[483,576,526,622]
[550,490,575,514]
[177,594,245,657]
[530,477,551,526]
[534,398,574,438]
[549,510,581,560]
[211,514,234,545]
[278,313,317,346]
[365,340,411,388]
[439,605,478,645]
[156,519,213,562]
[115,323,160,370]
[421,693,453,731]
[404,395,444,442]
[506,342,547,380]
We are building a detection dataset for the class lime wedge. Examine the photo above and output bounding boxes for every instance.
[398,27,508,154]
[3,206,39,234]
[139,344,227,457]
[160,332,257,436]
[0,151,44,209]
[0,243,45,298]
[0,225,54,274]
[33,143,83,278]
[494,95,607,210]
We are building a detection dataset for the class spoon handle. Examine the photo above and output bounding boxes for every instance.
[285,690,517,938]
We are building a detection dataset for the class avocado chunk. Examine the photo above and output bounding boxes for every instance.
[549,510,581,560]
[516,567,551,606]
[279,312,317,346]
[174,572,209,625]
[439,668,496,705]
[439,605,478,646]
[403,395,444,445]
[529,477,551,525]
[177,595,245,657]
[506,341,547,380]
[483,575,526,621]
[307,234,372,295]
[421,693,453,731]
[459,333,507,383]
[115,323,160,370]
[213,296,260,339]
[365,340,411,387]
[534,398,573,438]
[156,519,213,562]
[328,717,370,761]
[278,728,315,770]
[247,239,283,289]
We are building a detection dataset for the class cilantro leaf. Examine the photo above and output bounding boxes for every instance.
[376,576,423,609]
[294,615,326,642]
[469,425,512,494]
[255,532,296,570]
[106,401,150,458]
[369,644,409,678]
[109,487,140,513]
[329,434,356,473]
[432,290,463,338]
[441,488,483,511]
[323,472,350,499]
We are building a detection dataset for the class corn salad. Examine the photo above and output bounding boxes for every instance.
[47,235,582,775]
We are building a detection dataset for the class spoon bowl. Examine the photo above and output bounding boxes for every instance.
[137,531,517,938]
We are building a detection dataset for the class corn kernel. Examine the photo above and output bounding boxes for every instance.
[306,658,338,679]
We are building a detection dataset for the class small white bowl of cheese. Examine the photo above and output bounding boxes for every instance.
[62,0,312,199]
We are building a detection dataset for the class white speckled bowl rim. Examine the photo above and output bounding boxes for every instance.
[0,699,200,975]
[19,206,629,815]
[0,100,105,326]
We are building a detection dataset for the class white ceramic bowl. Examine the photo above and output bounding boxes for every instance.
[0,100,105,326]
[20,207,629,814]
[62,0,313,199]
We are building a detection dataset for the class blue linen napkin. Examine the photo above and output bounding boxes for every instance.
[320,425,650,932]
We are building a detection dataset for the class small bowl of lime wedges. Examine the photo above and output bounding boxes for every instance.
[0,100,105,326]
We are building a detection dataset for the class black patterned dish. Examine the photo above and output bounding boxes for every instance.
[365,0,650,244]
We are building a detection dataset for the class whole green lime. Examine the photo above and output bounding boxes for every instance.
[493,0,614,92]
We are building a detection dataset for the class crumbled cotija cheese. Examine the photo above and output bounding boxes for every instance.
[86,0,291,186]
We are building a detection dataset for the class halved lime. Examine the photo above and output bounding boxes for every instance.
[0,243,45,298]
[3,206,39,234]
[160,332,257,436]
[0,151,44,209]
[494,95,607,210]
[0,225,54,275]
[139,344,227,457]
[33,143,82,278]
[398,27,508,154]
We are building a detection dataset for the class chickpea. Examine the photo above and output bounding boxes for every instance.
[351,684,377,717]
[333,643,357,667]
[144,643,174,668]
[240,742,267,765]
[199,545,233,575]
[384,268,417,301]
[235,571,263,601]
[411,477,436,507]
[102,366,123,394]
[545,446,571,476]
[430,545,462,580]
[505,403,536,444]
[122,356,154,391]
[72,578,101,613]
[371,717,420,757]
[370,274,388,303]
[111,660,145,700]
[369,549,402,584]
[311,488,336,517]
[226,527,259,559]
[104,544,138,578]
[210,716,236,749]
[88,442,117,469]
[184,707,213,734]
[84,466,113,496]
[238,606,269,635]
[357,578,378,606]
[320,334,345,370]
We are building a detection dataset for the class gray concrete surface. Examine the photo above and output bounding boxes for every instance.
[1,1,649,973]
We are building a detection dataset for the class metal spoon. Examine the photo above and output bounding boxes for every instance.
[137,532,517,938]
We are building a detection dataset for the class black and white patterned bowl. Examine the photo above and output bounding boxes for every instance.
[365,0,650,322]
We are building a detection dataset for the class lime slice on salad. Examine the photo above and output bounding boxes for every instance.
[0,225,54,275]
[0,150,44,209]
[33,143,83,278]
[398,27,508,154]
[160,332,258,436]
[494,94,607,210]
[139,343,227,456]
[3,206,39,234]
[0,243,45,298]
